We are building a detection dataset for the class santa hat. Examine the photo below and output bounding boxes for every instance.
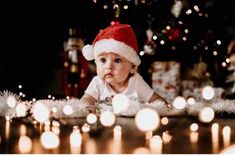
[82,24,141,66]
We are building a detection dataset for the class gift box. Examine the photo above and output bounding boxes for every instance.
[151,61,180,103]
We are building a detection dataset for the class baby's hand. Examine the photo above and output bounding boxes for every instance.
[164,102,172,110]
[86,104,96,113]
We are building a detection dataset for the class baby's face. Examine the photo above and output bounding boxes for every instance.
[95,52,134,85]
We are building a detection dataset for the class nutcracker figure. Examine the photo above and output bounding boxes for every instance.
[62,28,90,98]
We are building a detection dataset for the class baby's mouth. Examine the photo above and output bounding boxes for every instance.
[105,72,113,77]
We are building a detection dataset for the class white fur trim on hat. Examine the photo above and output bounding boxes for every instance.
[93,39,141,66]
[82,44,95,61]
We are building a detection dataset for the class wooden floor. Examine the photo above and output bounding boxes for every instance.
[0,115,235,154]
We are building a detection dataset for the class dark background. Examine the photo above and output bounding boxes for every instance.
[0,0,234,99]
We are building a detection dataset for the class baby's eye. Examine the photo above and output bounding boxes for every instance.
[99,58,106,63]
[114,58,122,63]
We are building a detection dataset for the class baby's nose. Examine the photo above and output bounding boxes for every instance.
[105,61,113,70]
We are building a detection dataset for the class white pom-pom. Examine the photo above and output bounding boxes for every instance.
[82,44,94,61]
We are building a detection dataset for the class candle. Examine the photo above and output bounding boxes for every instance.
[19,124,27,135]
[222,126,231,147]
[133,147,150,154]
[190,131,198,143]
[5,116,10,141]
[84,139,97,154]
[162,131,172,144]
[108,139,122,154]
[211,123,219,153]
[113,125,122,141]
[70,129,82,153]
[145,131,153,140]
[149,135,162,154]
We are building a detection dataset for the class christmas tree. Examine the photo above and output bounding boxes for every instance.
[224,40,235,99]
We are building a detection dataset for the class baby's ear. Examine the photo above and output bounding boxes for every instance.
[130,65,137,74]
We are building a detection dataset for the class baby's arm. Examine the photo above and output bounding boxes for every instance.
[149,92,172,109]
[80,94,97,113]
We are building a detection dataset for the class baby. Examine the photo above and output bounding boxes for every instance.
[80,24,171,112]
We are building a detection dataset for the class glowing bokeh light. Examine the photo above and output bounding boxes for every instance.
[172,96,187,109]
[7,95,17,108]
[16,104,27,117]
[161,117,169,125]
[190,123,199,132]
[112,94,129,114]
[100,111,116,127]
[135,108,160,132]
[199,107,215,123]
[63,105,73,115]
[86,113,97,124]
[187,97,196,105]
[202,86,215,100]
[81,123,90,133]
[33,102,50,123]
[40,131,60,149]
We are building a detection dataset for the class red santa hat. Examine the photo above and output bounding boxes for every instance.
[82,24,141,66]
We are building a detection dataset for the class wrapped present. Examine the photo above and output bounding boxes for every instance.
[151,61,180,103]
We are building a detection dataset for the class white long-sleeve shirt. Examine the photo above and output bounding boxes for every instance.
[84,73,154,102]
